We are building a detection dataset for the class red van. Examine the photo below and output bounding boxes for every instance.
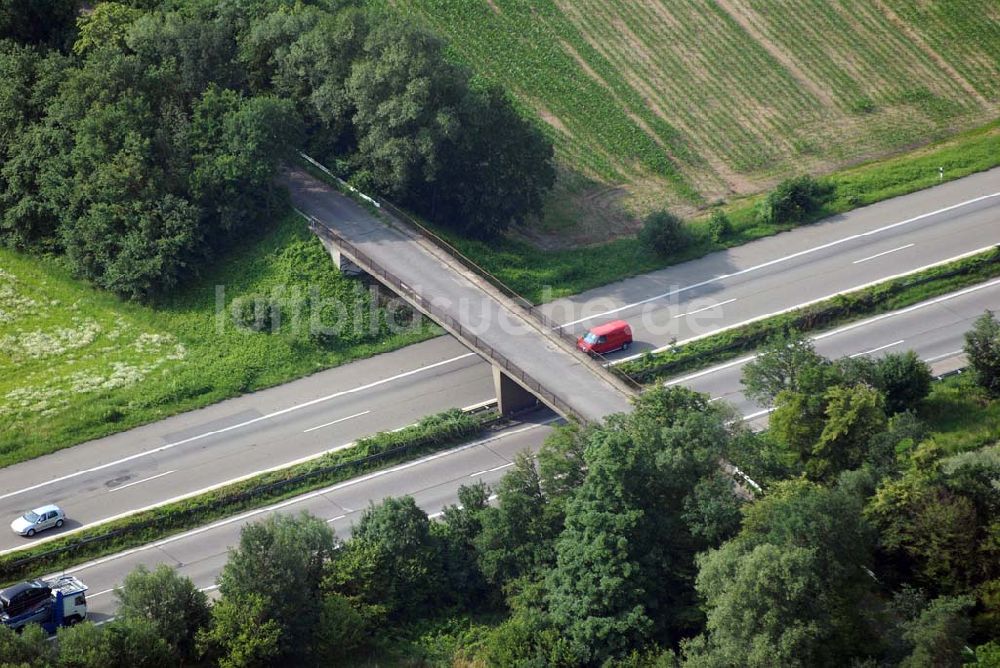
[577,320,633,355]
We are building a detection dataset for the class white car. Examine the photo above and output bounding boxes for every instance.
[11,505,65,537]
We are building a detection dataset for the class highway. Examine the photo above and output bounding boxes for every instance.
[53,276,1000,621]
[1,169,997,552]
[542,167,1000,358]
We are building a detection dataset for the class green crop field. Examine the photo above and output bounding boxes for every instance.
[0,212,436,465]
[376,0,1000,243]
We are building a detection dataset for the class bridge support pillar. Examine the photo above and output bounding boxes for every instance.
[493,367,538,415]
[317,235,364,276]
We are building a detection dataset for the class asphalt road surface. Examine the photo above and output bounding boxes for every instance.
[43,276,1000,620]
[2,169,996,553]
[542,167,1000,359]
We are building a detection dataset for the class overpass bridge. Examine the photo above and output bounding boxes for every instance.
[285,169,637,424]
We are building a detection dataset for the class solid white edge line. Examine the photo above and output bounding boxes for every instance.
[302,410,371,434]
[46,418,560,579]
[107,471,176,493]
[611,244,1000,366]
[1,396,496,557]
[849,340,905,358]
[924,349,964,363]
[0,352,477,502]
[852,243,915,264]
[560,192,1000,328]
[665,276,1000,388]
[680,298,737,318]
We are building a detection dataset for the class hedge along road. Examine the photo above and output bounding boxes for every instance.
[0,168,996,553]
[52,277,1000,622]
[540,166,1000,358]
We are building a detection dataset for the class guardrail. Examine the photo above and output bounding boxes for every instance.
[297,153,640,394]
[2,409,502,581]
[308,219,583,419]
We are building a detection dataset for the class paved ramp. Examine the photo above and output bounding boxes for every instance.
[285,169,636,423]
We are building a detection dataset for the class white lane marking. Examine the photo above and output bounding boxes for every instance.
[90,588,117,598]
[743,408,775,421]
[850,340,905,358]
[613,244,1000,365]
[326,514,347,524]
[49,418,560,579]
[665,276,1000,388]
[201,585,220,593]
[0,353,477,503]
[561,192,999,328]
[302,411,371,433]
[108,471,175,493]
[1,399,497,557]
[925,349,964,363]
[469,462,515,478]
[853,244,915,264]
[680,298,737,318]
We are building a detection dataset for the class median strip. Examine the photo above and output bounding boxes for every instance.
[619,246,1000,384]
[0,406,510,585]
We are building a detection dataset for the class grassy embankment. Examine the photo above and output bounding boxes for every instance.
[420,120,1000,303]
[618,248,1000,384]
[0,212,438,465]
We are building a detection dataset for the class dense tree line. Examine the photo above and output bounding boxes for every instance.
[5,324,998,666]
[0,0,554,301]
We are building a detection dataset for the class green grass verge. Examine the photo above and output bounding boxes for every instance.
[618,247,1000,384]
[417,119,1000,303]
[0,210,439,466]
[0,408,498,585]
[918,374,1000,456]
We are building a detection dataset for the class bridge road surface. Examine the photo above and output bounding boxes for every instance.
[541,167,1000,359]
[284,169,636,423]
[62,279,1000,621]
[1,169,996,551]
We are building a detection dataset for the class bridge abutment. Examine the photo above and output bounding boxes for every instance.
[317,236,364,276]
[493,367,538,415]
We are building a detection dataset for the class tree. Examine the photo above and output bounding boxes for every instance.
[0,623,53,667]
[0,0,78,48]
[312,593,367,663]
[99,616,174,668]
[475,452,559,588]
[433,83,555,237]
[965,310,1000,396]
[545,429,656,665]
[741,331,835,405]
[684,543,831,668]
[218,512,337,662]
[196,593,282,668]
[346,19,466,200]
[899,595,974,668]
[73,3,142,56]
[55,622,111,668]
[682,471,744,546]
[686,479,878,667]
[327,495,444,619]
[114,564,210,662]
[639,210,688,257]
[756,174,832,226]
[810,383,887,480]
[837,351,931,414]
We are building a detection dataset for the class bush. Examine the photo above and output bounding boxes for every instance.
[708,209,733,243]
[639,211,689,257]
[231,294,281,333]
[757,175,833,226]
[965,310,1000,396]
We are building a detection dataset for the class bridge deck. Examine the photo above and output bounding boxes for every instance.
[285,169,636,423]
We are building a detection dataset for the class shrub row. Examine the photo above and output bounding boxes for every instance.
[619,247,1000,384]
[0,408,499,584]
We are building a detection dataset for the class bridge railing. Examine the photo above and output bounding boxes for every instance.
[374,199,642,393]
[308,220,582,420]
